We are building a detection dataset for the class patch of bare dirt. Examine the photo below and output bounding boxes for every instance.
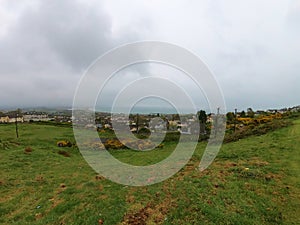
[121,186,176,225]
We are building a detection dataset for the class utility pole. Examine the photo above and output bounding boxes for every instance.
[214,107,220,137]
[15,111,19,138]
[136,113,139,133]
[234,108,237,133]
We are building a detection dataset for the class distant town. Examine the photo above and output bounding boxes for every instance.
[1,105,299,135]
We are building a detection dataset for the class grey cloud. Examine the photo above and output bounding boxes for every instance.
[1,0,113,71]
[0,0,299,111]
[0,0,115,107]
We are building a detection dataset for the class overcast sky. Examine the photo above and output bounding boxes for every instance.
[0,0,299,112]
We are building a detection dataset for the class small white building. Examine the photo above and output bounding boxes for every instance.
[23,113,50,122]
[0,116,23,123]
[0,116,9,123]
[8,117,24,123]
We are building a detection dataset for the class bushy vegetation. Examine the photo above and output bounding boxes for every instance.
[57,140,73,147]
[223,112,299,143]
[224,118,292,143]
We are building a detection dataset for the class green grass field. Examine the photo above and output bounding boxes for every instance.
[0,119,299,224]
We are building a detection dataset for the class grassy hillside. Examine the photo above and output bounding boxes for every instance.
[0,120,299,224]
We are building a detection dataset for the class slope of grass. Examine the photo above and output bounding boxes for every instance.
[0,120,299,224]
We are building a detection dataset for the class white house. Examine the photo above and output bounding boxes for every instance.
[0,116,23,123]
[23,113,50,122]
[8,117,24,123]
[0,116,9,123]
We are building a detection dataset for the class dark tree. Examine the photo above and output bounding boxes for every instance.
[136,113,139,133]
[247,108,255,118]
[240,110,246,118]
[198,110,207,134]
[226,112,235,122]
[198,110,207,124]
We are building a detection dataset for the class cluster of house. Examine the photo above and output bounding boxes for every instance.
[68,105,300,134]
[0,112,49,123]
[94,113,203,134]
[1,106,299,132]
[0,111,72,123]
[0,115,24,123]
[239,106,300,117]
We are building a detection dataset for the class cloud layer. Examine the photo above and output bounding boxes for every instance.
[0,0,299,111]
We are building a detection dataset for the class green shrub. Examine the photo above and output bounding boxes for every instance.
[223,119,291,143]
[136,127,151,139]
[57,140,72,147]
